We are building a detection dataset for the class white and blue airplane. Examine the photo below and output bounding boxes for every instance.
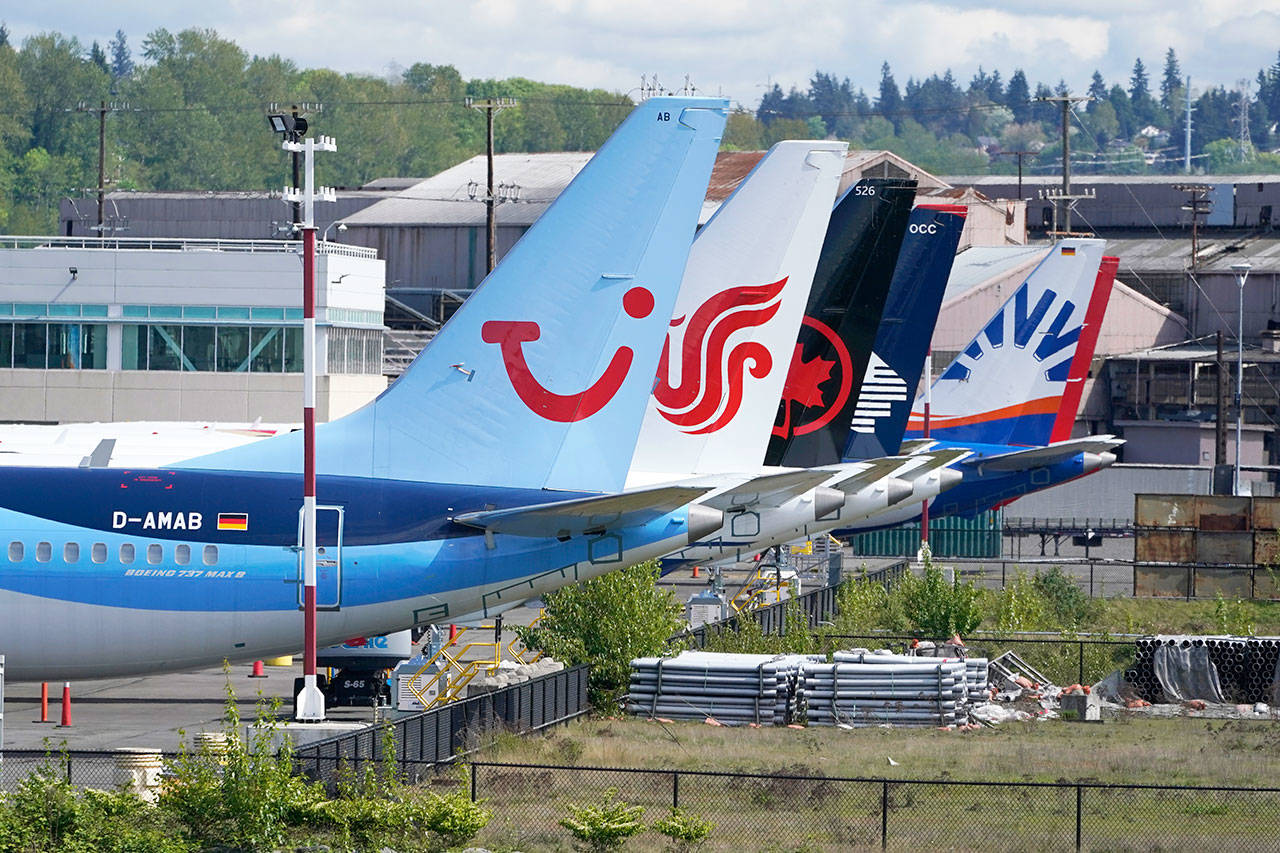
[0,96,735,681]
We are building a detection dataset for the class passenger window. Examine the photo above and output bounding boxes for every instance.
[63,542,79,563]
[91,543,107,563]
[202,544,218,566]
[175,544,190,566]
[147,544,163,564]
[120,543,135,564]
[36,542,51,562]
[7,541,22,562]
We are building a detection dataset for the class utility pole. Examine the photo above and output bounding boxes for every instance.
[1036,93,1094,237]
[1001,150,1035,201]
[74,100,131,233]
[466,97,517,275]
[1175,184,1211,269]
[1235,80,1252,162]
[1184,76,1193,174]
[1216,330,1227,465]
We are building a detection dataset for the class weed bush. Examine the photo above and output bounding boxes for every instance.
[560,787,646,851]
[653,806,714,849]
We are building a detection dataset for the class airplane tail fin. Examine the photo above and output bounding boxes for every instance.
[627,140,848,478]
[181,97,729,491]
[842,204,967,460]
[906,239,1110,447]
[763,178,917,468]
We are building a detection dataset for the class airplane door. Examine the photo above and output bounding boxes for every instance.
[297,506,343,610]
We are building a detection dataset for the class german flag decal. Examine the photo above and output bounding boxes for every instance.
[1060,246,1076,256]
[217,512,249,531]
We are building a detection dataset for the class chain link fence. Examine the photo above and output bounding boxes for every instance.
[468,761,1280,852]
[0,750,176,791]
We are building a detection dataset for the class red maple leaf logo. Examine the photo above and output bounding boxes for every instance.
[774,344,836,438]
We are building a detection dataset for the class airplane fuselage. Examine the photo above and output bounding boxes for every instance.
[0,467,697,680]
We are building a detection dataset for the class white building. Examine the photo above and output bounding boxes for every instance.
[0,236,387,423]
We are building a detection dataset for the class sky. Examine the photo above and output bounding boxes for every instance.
[8,1,1280,107]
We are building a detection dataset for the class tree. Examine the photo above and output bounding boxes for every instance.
[722,110,764,150]
[515,560,683,709]
[877,62,902,129]
[1129,57,1158,127]
[1160,47,1182,111]
[1087,70,1107,103]
[89,41,108,76]
[108,29,133,81]
[1109,83,1136,139]
[1006,69,1031,122]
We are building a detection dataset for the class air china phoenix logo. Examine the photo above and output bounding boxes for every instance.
[939,282,1082,384]
[772,314,854,439]
[481,286,655,423]
[651,278,787,435]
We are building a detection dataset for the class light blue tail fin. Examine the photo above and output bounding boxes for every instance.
[181,97,728,491]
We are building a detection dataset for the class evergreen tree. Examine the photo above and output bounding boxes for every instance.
[1160,47,1182,111]
[987,69,1004,105]
[89,41,108,75]
[1129,57,1158,127]
[0,22,9,49]
[109,29,133,80]
[1109,83,1136,139]
[1087,70,1107,102]
[877,61,902,129]
[1006,69,1031,122]
[756,83,785,125]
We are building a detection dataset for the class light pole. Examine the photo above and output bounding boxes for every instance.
[276,123,337,722]
[322,221,347,242]
[1232,262,1252,496]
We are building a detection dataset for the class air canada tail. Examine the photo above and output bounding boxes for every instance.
[763,177,917,468]
[905,238,1112,447]
[842,204,967,460]
[180,97,729,491]
[627,139,848,478]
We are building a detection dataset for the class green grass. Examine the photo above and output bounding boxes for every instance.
[466,716,1280,852]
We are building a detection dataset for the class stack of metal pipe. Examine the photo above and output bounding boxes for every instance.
[626,651,818,725]
[965,658,989,700]
[1125,635,1280,704]
[798,649,971,727]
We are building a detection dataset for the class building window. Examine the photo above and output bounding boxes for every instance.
[7,541,22,562]
[149,324,183,371]
[175,544,191,565]
[182,325,215,371]
[202,544,218,566]
[250,327,283,372]
[120,543,135,564]
[284,327,303,372]
[91,542,107,563]
[35,541,51,562]
[147,543,163,564]
[63,542,79,563]
[13,324,47,368]
[216,326,250,372]
[122,324,146,369]
[327,327,384,375]
[0,323,12,367]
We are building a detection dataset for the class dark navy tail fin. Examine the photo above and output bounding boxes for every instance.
[843,204,966,460]
[763,178,916,468]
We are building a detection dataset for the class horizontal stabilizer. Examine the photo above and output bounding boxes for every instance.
[699,469,837,512]
[967,436,1125,472]
[453,485,713,539]
[828,456,918,494]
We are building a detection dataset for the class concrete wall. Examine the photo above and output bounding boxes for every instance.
[0,370,385,423]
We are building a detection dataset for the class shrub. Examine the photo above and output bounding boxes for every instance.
[894,556,982,638]
[653,806,714,849]
[560,787,646,851]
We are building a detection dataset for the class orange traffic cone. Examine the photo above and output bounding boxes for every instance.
[249,660,267,678]
[58,682,72,727]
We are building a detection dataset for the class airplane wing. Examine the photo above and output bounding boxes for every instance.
[699,469,838,512]
[453,484,715,539]
[967,436,1124,472]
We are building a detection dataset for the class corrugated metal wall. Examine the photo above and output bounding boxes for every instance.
[848,510,1002,558]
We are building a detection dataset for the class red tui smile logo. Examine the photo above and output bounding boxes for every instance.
[482,286,655,423]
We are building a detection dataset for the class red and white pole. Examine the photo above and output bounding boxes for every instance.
[287,133,336,723]
[920,349,931,559]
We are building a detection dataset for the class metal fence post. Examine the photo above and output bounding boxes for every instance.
[1075,784,1083,851]
[881,780,889,850]
[65,756,72,785]
[1078,642,1085,685]
[673,771,680,810]
[470,762,477,802]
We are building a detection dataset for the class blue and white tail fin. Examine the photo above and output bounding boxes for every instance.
[904,238,1108,447]
[181,97,729,491]
[842,204,966,460]
[627,140,847,479]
